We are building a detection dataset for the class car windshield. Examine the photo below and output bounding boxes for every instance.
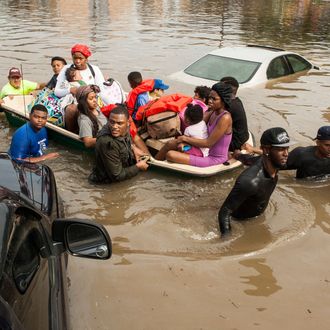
[183,54,261,83]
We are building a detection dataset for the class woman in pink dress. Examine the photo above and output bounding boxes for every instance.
[156,82,232,167]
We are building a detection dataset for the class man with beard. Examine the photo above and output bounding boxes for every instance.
[88,105,149,184]
[218,127,295,236]
[286,126,330,179]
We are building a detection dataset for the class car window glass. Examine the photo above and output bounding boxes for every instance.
[184,54,261,83]
[286,54,312,73]
[267,56,292,79]
[12,230,41,294]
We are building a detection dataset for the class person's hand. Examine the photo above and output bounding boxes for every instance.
[44,152,60,160]
[176,135,187,143]
[232,149,242,160]
[70,87,78,95]
[136,159,149,171]
[242,143,253,153]
[165,138,181,149]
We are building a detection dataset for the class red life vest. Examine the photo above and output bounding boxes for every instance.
[126,79,155,116]
[135,94,193,121]
[100,104,137,139]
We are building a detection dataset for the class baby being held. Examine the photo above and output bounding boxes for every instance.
[59,67,87,109]
[65,67,86,88]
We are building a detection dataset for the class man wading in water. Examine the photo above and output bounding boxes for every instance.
[218,127,296,236]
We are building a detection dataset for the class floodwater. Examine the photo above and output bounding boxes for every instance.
[0,0,330,329]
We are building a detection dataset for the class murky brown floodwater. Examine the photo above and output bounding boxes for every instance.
[0,0,330,329]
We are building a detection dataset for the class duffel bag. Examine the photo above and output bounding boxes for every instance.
[147,111,180,139]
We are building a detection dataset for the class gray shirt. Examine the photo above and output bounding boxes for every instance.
[78,111,108,138]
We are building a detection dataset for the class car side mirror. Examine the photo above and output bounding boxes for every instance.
[52,219,112,260]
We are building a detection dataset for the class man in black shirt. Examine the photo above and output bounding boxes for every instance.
[286,126,330,179]
[218,127,295,236]
[220,77,249,151]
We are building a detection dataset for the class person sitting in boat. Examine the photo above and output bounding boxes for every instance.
[126,72,169,123]
[193,85,211,105]
[89,105,149,184]
[46,56,67,90]
[76,85,108,148]
[54,44,106,133]
[179,86,210,132]
[149,79,169,101]
[220,77,249,153]
[155,82,232,167]
[179,103,209,157]
[0,67,46,105]
[8,104,59,163]
[126,71,152,121]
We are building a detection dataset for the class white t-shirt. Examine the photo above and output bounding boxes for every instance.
[55,64,105,100]
[184,120,209,157]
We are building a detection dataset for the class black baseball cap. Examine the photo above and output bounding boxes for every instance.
[314,126,330,141]
[260,127,296,147]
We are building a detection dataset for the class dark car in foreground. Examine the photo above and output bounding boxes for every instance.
[0,152,112,330]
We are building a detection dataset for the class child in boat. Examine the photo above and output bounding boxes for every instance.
[46,56,67,90]
[179,86,210,132]
[59,67,87,110]
[126,72,169,123]
[193,85,211,105]
[180,103,209,157]
[65,67,86,88]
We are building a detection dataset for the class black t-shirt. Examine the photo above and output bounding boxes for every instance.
[229,97,249,151]
[286,146,330,178]
[46,74,58,90]
[218,157,278,234]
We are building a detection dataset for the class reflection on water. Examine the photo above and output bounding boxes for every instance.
[240,258,282,297]
[0,0,329,259]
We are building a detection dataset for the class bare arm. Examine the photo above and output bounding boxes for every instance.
[37,82,47,90]
[133,134,150,155]
[81,137,96,148]
[19,152,59,163]
[178,112,232,148]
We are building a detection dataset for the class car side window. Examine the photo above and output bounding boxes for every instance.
[12,229,42,294]
[267,56,291,79]
[285,54,312,73]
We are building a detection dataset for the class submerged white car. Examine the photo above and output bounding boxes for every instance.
[170,45,319,88]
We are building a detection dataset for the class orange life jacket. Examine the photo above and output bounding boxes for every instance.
[126,79,155,116]
[135,94,193,121]
[100,104,137,139]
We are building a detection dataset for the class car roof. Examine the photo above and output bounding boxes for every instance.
[208,45,291,63]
